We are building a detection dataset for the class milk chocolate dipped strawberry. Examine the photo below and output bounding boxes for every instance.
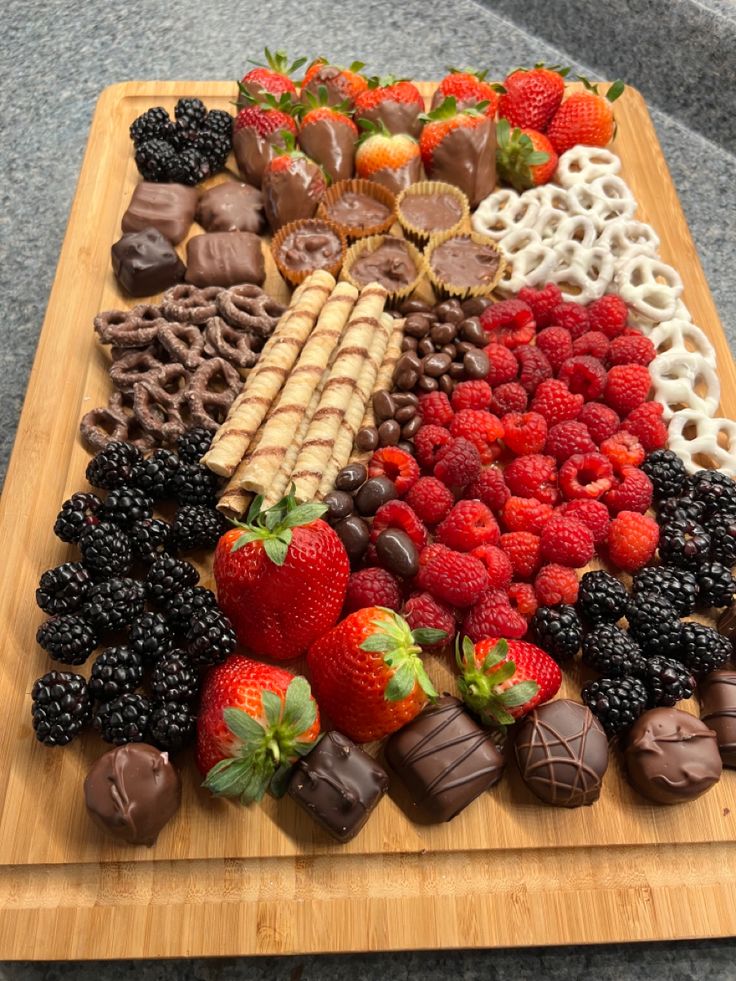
[238,48,306,101]
[431,67,500,118]
[355,120,422,195]
[232,93,297,188]
[261,134,327,232]
[354,75,425,138]
[301,58,368,108]
[419,97,496,207]
[297,87,358,183]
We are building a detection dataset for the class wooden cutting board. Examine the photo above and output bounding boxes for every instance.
[0,80,734,959]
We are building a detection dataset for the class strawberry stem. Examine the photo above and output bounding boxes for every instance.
[359,608,444,702]
[229,484,327,566]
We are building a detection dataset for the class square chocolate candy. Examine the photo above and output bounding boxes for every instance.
[196,181,265,234]
[385,695,505,822]
[111,227,185,297]
[288,731,389,842]
[121,182,198,244]
[185,231,265,288]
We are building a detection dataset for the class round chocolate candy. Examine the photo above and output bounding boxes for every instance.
[400,298,434,316]
[323,490,354,524]
[431,322,457,345]
[372,390,396,423]
[334,515,370,563]
[355,426,379,452]
[397,351,422,373]
[335,463,367,493]
[394,404,416,424]
[448,362,466,380]
[423,352,452,378]
[392,392,419,408]
[438,374,455,396]
[459,317,487,346]
[417,375,439,392]
[404,313,432,338]
[354,476,398,516]
[455,340,474,356]
[463,348,489,379]
[402,416,422,439]
[375,528,419,578]
[461,296,493,317]
[401,336,418,351]
[440,343,458,359]
[397,440,415,455]
[394,368,419,391]
[433,299,465,324]
[417,337,435,356]
[378,419,401,446]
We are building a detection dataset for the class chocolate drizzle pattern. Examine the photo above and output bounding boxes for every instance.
[699,670,736,767]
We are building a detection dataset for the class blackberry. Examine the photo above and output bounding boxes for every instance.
[53,492,102,543]
[135,138,177,181]
[86,441,142,490]
[129,611,172,664]
[707,512,736,566]
[625,592,683,658]
[172,504,228,551]
[581,676,648,737]
[203,109,234,139]
[149,701,196,752]
[170,462,219,506]
[581,623,645,678]
[129,106,175,146]
[185,608,237,668]
[678,621,732,679]
[167,148,210,186]
[101,484,153,528]
[686,469,736,518]
[129,517,175,564]
[697,561,736,608]
[530,605,582,661]
[79,521,132,577]
[658,517,711,570]
[577,570,628,625]
[640,449,687,501]
[132,448,180,500]
[31,671,90,746]
[36,615,97,665]
[36,562,91,615]
[163,585,217,632]
[631,566,698,617]
[174,97,208,132]
[94,693,151,745]
[190,130,230,170]
[150,650,200,703]
[82,577,146,633]
[176,427,214,465]
[658,493,707,525]
[640,656,695,708]
[145,555,200,602]
[88,647,144,702]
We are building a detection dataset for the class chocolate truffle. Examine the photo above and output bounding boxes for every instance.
[196,181,265,234]
[514,699,609,808]
[323,191,393,233]
[399,192,464,234]
[262,156,326,232]
[288,730,389,842]
[425,118,496,207]
[348,237,418,293]
[385,695,505,822]
[429,235,501,290]
[111,227,185,297]
[276,221,343,273]
[121,182,198,244]
[185,232,265,288]
[625,707,722,804]
[84,743,181,846]
[699,670,736,767]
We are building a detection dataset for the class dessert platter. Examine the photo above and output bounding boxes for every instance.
[1,56,736,958]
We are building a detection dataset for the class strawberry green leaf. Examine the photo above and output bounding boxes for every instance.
[606,79,625,103]
[230,529,263,553]
[411,627,447,647]
[499,680,540,707]
[280,501,328,528]
[281,676,317,734]
[385,661,416,701]
[481,704,516,728]
[260,689,284,730]
[484,661,516,686]
[414,661,439,700]
[202,758,252,797]
[223,707,266,745]
[263,537,289,565]
[526,151,550,165]
[361,634,394,653]
[269,763,294,798]
[349,61,366,73]
[246,493,264,524]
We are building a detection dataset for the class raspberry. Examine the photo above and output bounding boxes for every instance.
[502,496,554,534]
[559,452,614,500]
[607,510,659,571]
[434,437,482,488]
[450,409,503,464]
[540,515,595,568]
[621,401,668,452]
[550,301,589,339]
[484,343,519,386]
[544,421,596,463]
[608,333,656,366]
[516,345,553,393]
[418,391,454,427]
[464,466,510,511]
[490,381,528,415]
[480,299,535,348]
[368,446,420,495]
[600,431,645,468]
[403,592,456,647]
[471,544,513,589]
[502,411,548,455]
[500,531,542,580]
[572,330,610,360]
[343,568,402,615]
[603,465,653,515]
[534,563,580,606]
[578,402,620,444]
[508,581,539,619]
[371,499,428,549]
[530,379,584,427]
[518,283,563,329]
[558,499,610,544]
[416,547,489,607]
[588,294,628,338]
[404,476,454,525]
[504,454,558,504]
[462,589,528,642]
[536,326,574,372]
[414,424,452,469]
[557,356,607,400]
[436,499,499,551]
[451,380,492,412]
[603,364,651,416]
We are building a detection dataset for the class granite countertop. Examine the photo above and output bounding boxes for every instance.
[1,0,736,975]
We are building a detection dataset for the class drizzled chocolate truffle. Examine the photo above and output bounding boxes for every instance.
[699,670,736,767]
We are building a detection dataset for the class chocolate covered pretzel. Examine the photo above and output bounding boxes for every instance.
[185,357,242,431]
[203,317,260,370]
[161,284,223,324]
[216,283,286,337]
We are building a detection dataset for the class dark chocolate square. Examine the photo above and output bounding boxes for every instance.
[185,232,265,288]
[111,227,185,297]
[121,181,198,244]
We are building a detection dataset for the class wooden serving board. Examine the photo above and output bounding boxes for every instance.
[0,80,735,959]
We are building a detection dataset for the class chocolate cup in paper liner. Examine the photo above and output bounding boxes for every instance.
[425,229,506,300]
[271,218,347,287]
[317,179,397,240]
[396,180,470,246]
[341,234,427,307]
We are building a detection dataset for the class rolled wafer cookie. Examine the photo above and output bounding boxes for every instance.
[235,282,359,495]
[350,319,405,465]
[264,379,325,508]
[317,312,396,498]
[290,282,388,502]
[202,269,335,476]
[216,400,280,517]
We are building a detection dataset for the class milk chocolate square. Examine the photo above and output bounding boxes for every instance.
[196,181,265,234]
[111,227,185,297]
[121,182,198,245]
[185,232,265,288]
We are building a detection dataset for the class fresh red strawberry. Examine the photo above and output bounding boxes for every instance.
[496,119,558,190]
[234,92,298,136]
[456,636,562,726]
[307,607,444,742]
[239,48,306,100]
[419,97,495,206]
[302,58,368,107]
[297,89,358,182]
[355,119,420,180]
[497,65,568,131]
[354,75,425,137]
[432,68,500,117]
[213,491,349,661]
[196,655,320,802]
[547,79,625,155]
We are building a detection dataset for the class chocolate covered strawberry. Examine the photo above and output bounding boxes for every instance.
[431,67,500,118]
[307,607,445,743]
[497,65,568,131]
[547,78,625,155]
[261,133,327,231]
[354,119,421,194]
[232,93,297,187]
[213,490,349,660]
[197,654,321,802]
[354,75,425,137]
[297,88,358,183]
[238,48,306,101]
[419,97,496,206]
[301,58,368,108]
[496,119,557,190]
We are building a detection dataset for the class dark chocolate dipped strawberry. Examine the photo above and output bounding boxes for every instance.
[354,76,426,138]
[297,88,358,183]
[262,134,328,232]
[419,97,496,207]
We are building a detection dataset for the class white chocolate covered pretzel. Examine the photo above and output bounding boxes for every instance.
[616,254,683,321]
[667,410,736,477]
[648,317,717,368]
[597,218,660,262]
[494,228,557,294]
[472,189,540,241]
[547,241,615,304]
[650,350,720,420]
[555,146,622,188]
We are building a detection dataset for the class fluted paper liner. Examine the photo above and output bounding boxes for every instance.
[424,229,506,300]
[317,178,396,240]
[341,234,426,307]
[395,180,469,245]
[271,218,347,287]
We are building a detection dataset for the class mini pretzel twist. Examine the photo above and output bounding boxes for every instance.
[547,241,615,304]
[94,307,165,348]
[79,391,156,452]
[615,254,683,321]
[550,214,599,249]
[597,218,660,263]
[156,322,206,369]
[161,284,223,324]
[667,409,736,477]
[216,283,287,336]
[203,316,260,370]
[648,317,717,368]
[109,349,168,391]
[471,189,541,241]
[494,228,557,295]
[555,146,622,188]
[567,183,635,227]
[132,363,189,445]
[530,205,569,241]
[650,350,720,421]
[185,357,242,432]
